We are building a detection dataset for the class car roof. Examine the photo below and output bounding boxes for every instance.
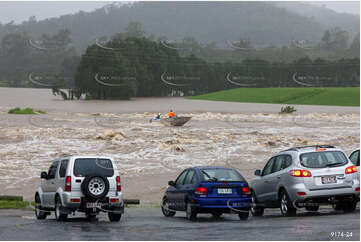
[60,155,114,160]
[192,166,235,170]
[279,145,342,155]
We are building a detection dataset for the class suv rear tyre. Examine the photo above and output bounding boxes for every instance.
[250,191,264,216]
[280,190,296,217]
[86,214,97,221]
[341,201,357,213]
[35,194,47,220]
[108,212,122,222]
[55,196,68,221]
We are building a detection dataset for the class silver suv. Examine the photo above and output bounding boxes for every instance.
[35,156,124,222]
[250,145,360,217]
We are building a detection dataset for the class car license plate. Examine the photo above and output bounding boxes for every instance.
[218,188,232,194]
[321,176,337,184]
[86,202,102,208]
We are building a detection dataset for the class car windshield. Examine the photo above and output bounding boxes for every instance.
[200,168,244,182]
[300,151,348,168]
[73,158,114,177]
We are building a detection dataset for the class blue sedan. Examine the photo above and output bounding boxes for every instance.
[161,166,252,220]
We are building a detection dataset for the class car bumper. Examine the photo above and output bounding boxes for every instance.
[192,197,251,212]
[287,183,360,204]
[61,192,124,211]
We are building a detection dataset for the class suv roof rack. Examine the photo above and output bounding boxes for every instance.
[283,145,335,152]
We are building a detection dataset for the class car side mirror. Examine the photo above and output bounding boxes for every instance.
[40,172,48,179]
[168,181,175,186]
[254,170,261,176]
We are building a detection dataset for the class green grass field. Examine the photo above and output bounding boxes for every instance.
[0,200,34,209]
[0,196,34,209]
[189,87,360,106]
[8,107,47,115]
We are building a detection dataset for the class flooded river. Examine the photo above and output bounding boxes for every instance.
[0,88,359,204]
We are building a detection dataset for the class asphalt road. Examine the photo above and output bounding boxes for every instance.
[0,207,359,241]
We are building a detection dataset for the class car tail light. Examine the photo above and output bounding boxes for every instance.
[195,187,207,195]
[241,187,251,195]
[65,176,71,192]
[355,187,360,192]
[109,198,119,203]
[116,176,121,192]
[345,166,357,174]
[70,198,80,203]
[297,192,306,196]
[289,170,312,177]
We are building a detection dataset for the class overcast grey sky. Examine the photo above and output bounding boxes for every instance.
[310,1,359,15]
[0,1,359,24]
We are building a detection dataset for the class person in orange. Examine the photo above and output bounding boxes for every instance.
[168,109,176,118]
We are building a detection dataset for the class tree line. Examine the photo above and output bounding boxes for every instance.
[0,23,359,100]
[73,33,359,100]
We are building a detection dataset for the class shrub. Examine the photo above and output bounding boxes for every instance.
[280,105,296,114]
[8,107,46,114]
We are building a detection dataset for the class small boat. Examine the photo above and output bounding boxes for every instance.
[160,117,192,126]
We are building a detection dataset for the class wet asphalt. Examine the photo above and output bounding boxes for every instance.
[0,207,359,241]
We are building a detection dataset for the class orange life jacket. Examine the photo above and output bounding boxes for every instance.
[168,112,175,118]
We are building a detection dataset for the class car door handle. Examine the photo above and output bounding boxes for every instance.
[264,180,271,183]
[51,182,54,184]
[277,176,281,179]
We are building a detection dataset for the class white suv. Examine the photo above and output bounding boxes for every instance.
[35,156,124,222]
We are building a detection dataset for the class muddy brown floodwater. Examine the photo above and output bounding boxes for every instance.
[0,88,359,205]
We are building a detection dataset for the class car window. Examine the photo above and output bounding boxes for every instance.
[200,168,244,182]
[59,159,68,178]
[47,160,59,180]
[175,170,188,186]
[272,156,284,173]
[262,157,274,176]
[349,150,360,166]
[73,158,114,177]
[184,170,196,185]
[300,151,348,168]
[190,172,198,184]
[282,155,292,169]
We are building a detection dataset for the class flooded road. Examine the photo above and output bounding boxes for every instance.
[0,208,359,240]
[0,88,359,204]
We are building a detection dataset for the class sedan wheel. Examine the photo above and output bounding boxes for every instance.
[238,210,249,220]
[186,202,197,221]
[161,199,176,217]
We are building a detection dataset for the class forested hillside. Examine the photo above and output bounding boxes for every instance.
[0,1,359,52]
[0,1,359,99]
